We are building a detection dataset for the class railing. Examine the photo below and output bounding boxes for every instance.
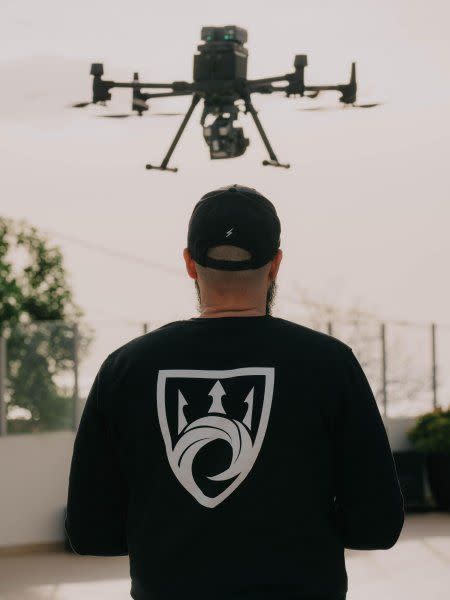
[323,318,448,417]
[0,316,448,435]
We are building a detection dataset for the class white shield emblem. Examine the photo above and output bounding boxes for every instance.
[156,367,274,508]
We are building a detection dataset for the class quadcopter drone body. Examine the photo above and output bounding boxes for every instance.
[73,25,377,172]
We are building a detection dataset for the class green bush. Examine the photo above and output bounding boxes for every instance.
[408,408,450,454]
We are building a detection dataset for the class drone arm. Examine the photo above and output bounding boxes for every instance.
[247,56,308,95]
[247,61,357,102]
[111,81,172,89]
[304,84,344,92]
[248,79,345,96]
[90,64,195,105]
[248,78,348,98]
[145,92,201,172]
[247,74,292,86]
[143,91,194,99]
[305,62,357,102]
[247,74,293,93]
[245,83,287,95]
[90,71,195,112]
[107,80,193,92]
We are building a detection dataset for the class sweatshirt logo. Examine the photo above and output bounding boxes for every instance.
[156,367,274,508]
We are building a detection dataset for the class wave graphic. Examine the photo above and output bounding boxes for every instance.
[172,415,253,485]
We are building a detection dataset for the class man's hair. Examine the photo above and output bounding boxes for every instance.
[195,245,270,287]
[206,245,252,262]
[193,245,277,315]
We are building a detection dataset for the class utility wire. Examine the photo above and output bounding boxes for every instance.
[282,294,450,331]
[45,229,184,276]
[44,229,450,330]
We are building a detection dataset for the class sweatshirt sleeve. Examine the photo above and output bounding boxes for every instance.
[64,358,128,555]
[333,347,405,550]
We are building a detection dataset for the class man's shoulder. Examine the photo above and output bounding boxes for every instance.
[102,315,353,371]
[106,319,188,361]
[269,315,352,355]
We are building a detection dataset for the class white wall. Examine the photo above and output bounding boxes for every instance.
[0,431,75,548]
[0,417,414,549]
[384,416,416,452]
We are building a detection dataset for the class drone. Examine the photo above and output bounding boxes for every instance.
[72,25,380,172]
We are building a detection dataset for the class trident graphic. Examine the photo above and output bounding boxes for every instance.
[178,379,254,435]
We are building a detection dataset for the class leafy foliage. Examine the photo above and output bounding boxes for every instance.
[0,218,76,325]
[0,217,89,433]
[408,408,450,454]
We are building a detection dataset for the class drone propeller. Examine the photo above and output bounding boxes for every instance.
[98,114,131,119]
[70,101,93,108]
[353,102,382,108]
[296,102,383,112]
[97,111,184,118]
[70,100,110,109]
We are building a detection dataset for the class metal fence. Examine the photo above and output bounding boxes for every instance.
[0,316,449,435]
[322,318,448,418]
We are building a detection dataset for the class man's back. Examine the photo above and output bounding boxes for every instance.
[66,314,404,599]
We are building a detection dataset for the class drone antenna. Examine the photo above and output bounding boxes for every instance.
[350,62,356,88]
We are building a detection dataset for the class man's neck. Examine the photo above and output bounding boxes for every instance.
[197,306,266,318]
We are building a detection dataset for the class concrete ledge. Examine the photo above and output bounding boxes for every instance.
[0,541,65,557]
[0,430,75,548]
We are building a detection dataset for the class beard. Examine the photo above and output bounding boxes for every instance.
[194,278,277,316]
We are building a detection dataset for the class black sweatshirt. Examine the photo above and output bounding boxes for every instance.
[65,314,404,600]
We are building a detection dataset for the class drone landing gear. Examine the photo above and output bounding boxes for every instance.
[262,159,290,169]
[145,93,201,172]
[244,96,290,169]
[145,164,178,172]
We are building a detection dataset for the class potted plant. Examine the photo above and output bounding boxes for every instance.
[408,408,450,510]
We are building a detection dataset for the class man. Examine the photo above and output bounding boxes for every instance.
[65,184,404,600]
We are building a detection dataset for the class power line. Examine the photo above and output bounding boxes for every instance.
[45,229,184,276]
[44,229,450,331]
[284,294,450,330]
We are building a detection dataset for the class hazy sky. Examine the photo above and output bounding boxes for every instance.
[2,0,450,335]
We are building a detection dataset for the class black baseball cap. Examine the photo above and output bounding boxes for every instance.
[187,184,281,271]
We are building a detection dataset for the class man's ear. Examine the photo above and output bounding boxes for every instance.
[269,249,283,281]
[183,248,198,280]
